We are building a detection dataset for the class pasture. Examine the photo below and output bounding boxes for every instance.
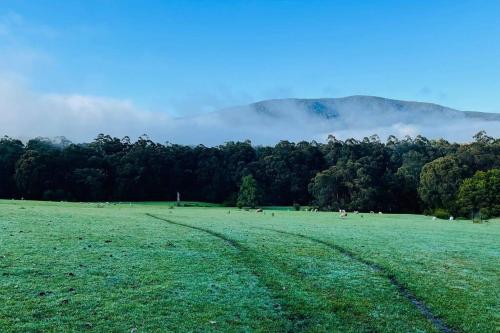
[0,200,498,332]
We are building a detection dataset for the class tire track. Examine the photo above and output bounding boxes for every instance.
[146,213,314,332]
[259,227,457,333]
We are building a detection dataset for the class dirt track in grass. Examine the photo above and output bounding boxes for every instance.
[147,213,314,332]
[259,227,457,333]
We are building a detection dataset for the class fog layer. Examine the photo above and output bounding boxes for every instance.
[1,79,498,145]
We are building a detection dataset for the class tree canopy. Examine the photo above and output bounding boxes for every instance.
[0,132,498,217]
[457,168,500,219]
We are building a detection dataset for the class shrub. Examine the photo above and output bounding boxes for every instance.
[293,203,301,211]
[479,208,493,220]
[433,208,450,220]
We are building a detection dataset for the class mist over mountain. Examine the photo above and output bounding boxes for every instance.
[1,79,499,145]
[171,96,500,145]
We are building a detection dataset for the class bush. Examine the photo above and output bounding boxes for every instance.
[293,203,301,211]
[433,208,450,220]
[479,208,493,220]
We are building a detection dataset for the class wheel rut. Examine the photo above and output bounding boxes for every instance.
[146,213,313,332]
[259,227,457,333]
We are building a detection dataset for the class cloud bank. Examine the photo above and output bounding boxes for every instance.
[0,78,174,142]
[0,78,499,146]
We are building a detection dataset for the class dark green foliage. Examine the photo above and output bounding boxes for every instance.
[433,208,451,220]
[14,140,66,199]
[0,136,24,198]
[237,175,259,208]
[223,193,237,207]
[418,156,464,212]
[0,132,498,215]
[72,168,106,201]
[457,169,500,219]
[417,135,500,215]
[309,166,347,211]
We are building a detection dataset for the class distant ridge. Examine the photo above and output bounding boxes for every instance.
[227,95,500,121]
[171,95,499,145]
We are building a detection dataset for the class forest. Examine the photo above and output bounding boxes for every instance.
[0,131,498,218]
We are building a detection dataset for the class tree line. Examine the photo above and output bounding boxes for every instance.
[0,131,498,218]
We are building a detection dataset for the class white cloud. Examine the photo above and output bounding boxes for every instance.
[0,78,174,142]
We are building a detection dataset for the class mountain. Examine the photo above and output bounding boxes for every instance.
[217,95,500,122]
[170,96,500,145]
[5,93,498,145]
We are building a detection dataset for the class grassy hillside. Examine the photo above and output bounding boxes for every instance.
[0,200,498,332]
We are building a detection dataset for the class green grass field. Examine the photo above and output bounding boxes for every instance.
[0,200,498,332]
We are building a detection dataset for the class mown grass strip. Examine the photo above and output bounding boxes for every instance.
[146,213,315,332]
[260,227,457,333]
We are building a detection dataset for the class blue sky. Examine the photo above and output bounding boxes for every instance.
[1,0,500,117]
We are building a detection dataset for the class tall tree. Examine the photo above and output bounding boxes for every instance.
[237,175,259,208]
[0,137,24,198]
[418,156,464,212]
